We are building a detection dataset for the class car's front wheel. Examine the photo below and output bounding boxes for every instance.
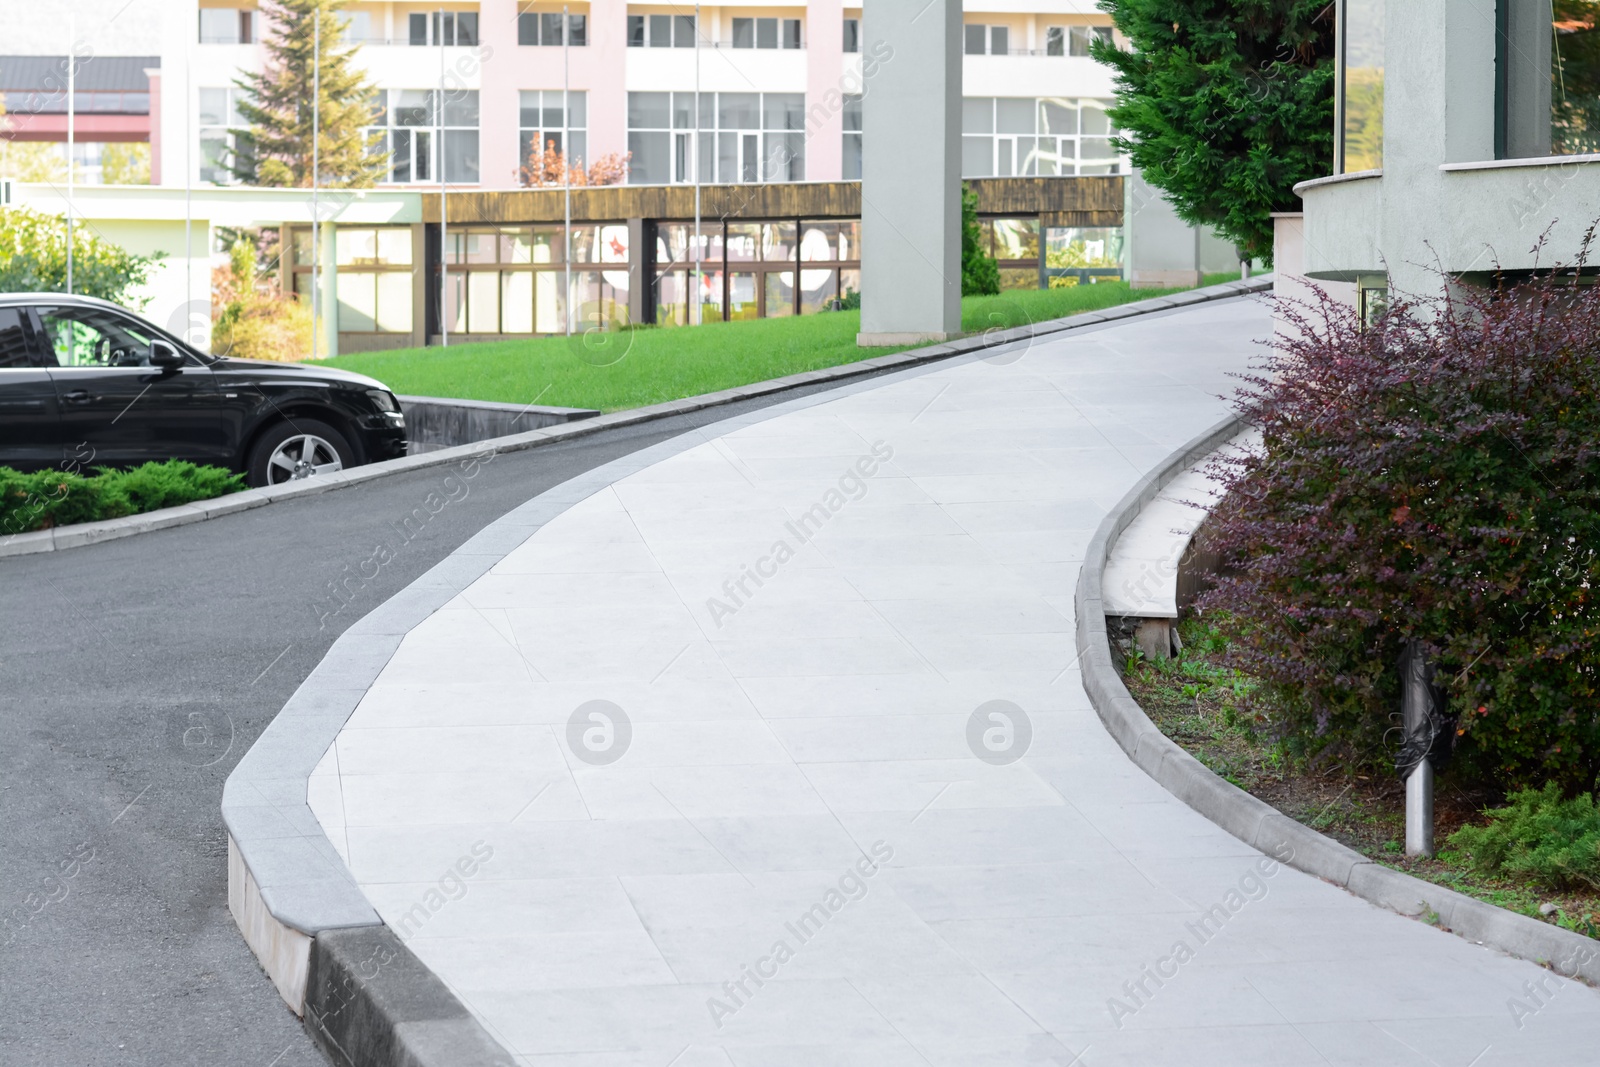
[246,418,355,488]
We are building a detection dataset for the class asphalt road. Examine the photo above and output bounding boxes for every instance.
[0,377,895,1067]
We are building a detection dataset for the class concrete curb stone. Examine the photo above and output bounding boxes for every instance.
[1076,412,1600,986]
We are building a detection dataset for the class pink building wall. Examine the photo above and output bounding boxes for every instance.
[479,0,628,190]
[804,0,844,181]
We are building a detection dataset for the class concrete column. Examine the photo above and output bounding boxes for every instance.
[857,0,961,346]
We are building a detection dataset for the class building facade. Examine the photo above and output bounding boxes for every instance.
[163,0,1125,192]
[1288,0,1600,310]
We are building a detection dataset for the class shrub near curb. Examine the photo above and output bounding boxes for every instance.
[0,462,246,535]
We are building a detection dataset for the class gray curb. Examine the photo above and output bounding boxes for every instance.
[0,276,1271,561]
[1075,416,1600,984]
[223,278,1276,1064]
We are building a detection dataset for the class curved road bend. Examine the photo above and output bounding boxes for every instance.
[0,374,914,1067]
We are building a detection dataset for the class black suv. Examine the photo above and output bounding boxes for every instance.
[0,294,407,487]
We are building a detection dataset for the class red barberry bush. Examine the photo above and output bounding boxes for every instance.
[1200,253,1600,793]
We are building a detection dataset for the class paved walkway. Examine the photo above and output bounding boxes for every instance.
[309,298,1600,1066]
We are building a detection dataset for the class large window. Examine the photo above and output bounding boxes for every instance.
[843,18,860,53]
[1337,0,1384,172]
[1044,25,1112,56]
[198,6,255,44]
[366,90,480,184]
[627,12,696,47]
[198,87,251,184]
[438,224,628,335]
[627,92,805,185]
[961,97,1119,177]
[289,227,415,334]
[654,219,859,325]
[521,6,588,45]
[408,11,479,45]
[519,91,587,178]
[1497,0,1600,158]
[730,17,802,48]
[964,24,1011,55]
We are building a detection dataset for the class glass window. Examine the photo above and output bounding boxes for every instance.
[0,309,29,367]
[783,18,802,48]
[1070,25,1092,56]
[727,223,760,261]
[570,14,587,45]
[520,13,538,45]
[630,91,670,129]
[764,272,795,317]
[763,94,803,131]
[761,222,796,262]
[732,18,754,47]
[376,274,412,332]
[964,24,986,55]
[1496,0,1600,158]
[799,222,838,261]
[38,306,158,368]
[674,14,696,46]
[728,272,758,319]
[800,269,837,314]
[843,18,860,53]
[843,94,863,180]
[340,273,377,332]
[199,8,240,44]
[997,98,1033,134]
[628,131,669,183]
[1047,26,1064,56]
[990,26,1009,55]
[502,272,534,333]
[467,271,499,333]
[649,13,671,46]
[535,271,565,332]
[1338,0,1385,170]
[992,218,1039,260]
[757,17,778,48]
[541,11,564,45]
[627,14,644,46]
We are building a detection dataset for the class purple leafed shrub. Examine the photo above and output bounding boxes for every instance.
[1198,253,1600,793]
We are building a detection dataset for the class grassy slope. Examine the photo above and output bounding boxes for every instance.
[1125,619,1600,938]
[317,276,1239,412]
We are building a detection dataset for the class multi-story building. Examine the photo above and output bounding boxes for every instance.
[162,0,1125,192]
[2,1,1239,353]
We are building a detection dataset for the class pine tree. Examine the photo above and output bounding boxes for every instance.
[233,0,387,187]
[1093,0,1337,263]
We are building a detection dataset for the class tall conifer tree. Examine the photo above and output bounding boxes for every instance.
[1093,1,1337,262]
[233,0,387,187]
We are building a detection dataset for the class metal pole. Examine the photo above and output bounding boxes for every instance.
[1406,762,1434,857]
[185,39,192,331]
[439,7,449,347]
[563,4,572,335]
[693,1,701,327]
[312,12,321,359]
[66,18,75,294]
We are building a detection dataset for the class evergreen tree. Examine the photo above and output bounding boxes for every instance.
[961,183,1000,296]
[233,0,387,187]
[1093,0,1337,263]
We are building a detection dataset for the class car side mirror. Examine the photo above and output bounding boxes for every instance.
[150,341,183,370]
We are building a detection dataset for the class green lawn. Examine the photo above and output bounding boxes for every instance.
[318,274,1240,412]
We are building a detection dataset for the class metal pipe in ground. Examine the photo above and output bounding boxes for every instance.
[1406,760,1434,857]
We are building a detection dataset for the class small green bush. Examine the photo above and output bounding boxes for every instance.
[0,461,244,535]
[1448,784,1600,891]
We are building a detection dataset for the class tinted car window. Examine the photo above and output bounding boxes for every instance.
[0,308,32,367]
[39,306,160,368]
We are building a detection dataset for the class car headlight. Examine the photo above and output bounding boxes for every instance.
[366,389,400,414]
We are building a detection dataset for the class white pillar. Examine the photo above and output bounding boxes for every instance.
[316,223,339,360]
[857,0,961,346]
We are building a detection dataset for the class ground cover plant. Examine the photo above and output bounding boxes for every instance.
[0,462,245,535]
[318,277,1233,411]
[1125,618,1600,937]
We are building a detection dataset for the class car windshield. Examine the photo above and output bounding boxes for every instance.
[38,306,164,368]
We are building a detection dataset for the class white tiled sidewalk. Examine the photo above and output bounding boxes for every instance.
[310,299,1600,1066]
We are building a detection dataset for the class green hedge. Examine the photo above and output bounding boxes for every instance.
[0,462,246,535]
